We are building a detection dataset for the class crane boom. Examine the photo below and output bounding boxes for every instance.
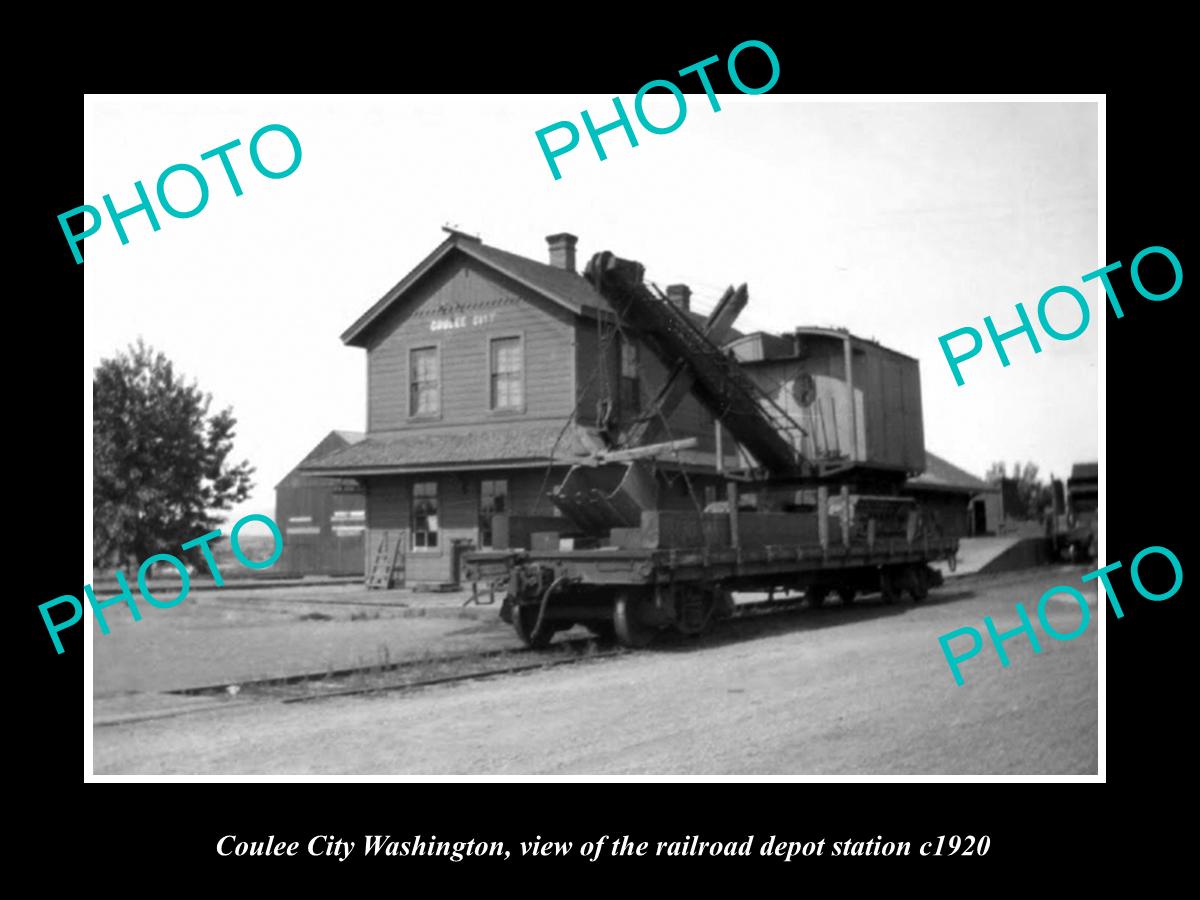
[584,251,813,478]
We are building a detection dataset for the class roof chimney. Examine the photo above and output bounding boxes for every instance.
[666,284,692,311]
[546,233,578,272]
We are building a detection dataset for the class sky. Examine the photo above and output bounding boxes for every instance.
[83,95,1098,526]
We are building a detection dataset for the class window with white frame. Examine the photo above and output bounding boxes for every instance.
[409,346,440,416]
[490,337,523,410]
[412,481,439,549]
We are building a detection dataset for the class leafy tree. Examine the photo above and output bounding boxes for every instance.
[93,340,254,571]
[986,459,1053,519]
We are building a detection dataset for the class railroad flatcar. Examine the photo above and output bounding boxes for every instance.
[464,251,957,648]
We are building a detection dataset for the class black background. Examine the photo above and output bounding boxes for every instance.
[18,19,1189,887]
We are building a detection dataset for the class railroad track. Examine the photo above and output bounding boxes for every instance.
[95,586,972,731]
[154,588,914,710]
[282,647,626,704]
[166,636,624,705]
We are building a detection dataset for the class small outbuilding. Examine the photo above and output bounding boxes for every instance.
[275,430,367,576]
[904,451,1000,538]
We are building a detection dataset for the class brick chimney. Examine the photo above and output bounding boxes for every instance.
[546,233,578,272]
[666,284,692,311]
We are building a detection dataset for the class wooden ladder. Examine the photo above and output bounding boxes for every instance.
[367,530,405,589]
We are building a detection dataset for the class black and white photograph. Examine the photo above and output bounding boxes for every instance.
[82,93,1104,777]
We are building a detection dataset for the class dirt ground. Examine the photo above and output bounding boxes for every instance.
[93,566,1099,775]
[92,583,516,695]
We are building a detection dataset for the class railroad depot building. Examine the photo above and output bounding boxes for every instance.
[304,228,996,586]
[304,229,736,587]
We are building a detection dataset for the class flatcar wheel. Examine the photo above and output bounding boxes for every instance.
[613,592,656,649]
[676,586,718,637]
[880,569,900,605]
[909,566,929,603]
[512,603,554,649]
[837,587,856,605]
[712,588,736,620]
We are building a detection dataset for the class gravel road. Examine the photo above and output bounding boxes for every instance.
[93,566,1098,775]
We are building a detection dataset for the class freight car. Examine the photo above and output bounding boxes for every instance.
[464,251,958,648]
[466,493,956,648]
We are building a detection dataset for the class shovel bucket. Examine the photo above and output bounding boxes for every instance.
[549,460,658,532]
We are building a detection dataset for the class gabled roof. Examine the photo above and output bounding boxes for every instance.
[276,429,368,489]
[341,233,613,347]
[906,451,997,494]
[341,231,743,347]
[331,429,365,446]
[469,241,617,318]
[299,421,729,477]
[300,421,602,475]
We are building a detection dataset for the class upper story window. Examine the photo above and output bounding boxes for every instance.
[620,336,640,414]
[490,337,523,411]
[410,346,440,416]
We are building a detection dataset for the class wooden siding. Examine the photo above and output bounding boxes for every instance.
[908,491,970,539]
[855,342,924,474]
[572,318,613,427]
[366,257,576,433]
[355,250,742,585]
[275,480,365,576]
[365,469,566,586]
[275,432,365,576]
[572,320,716,449]
[740,334,924,475]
